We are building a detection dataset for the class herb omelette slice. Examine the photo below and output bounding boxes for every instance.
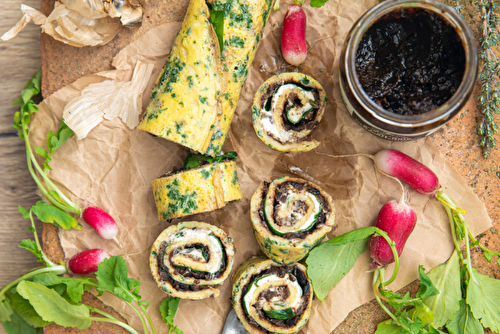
[137,0,225,154]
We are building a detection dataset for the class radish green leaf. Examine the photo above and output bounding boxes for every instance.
[424,252,461,328]
[1,311,42,334]
[446,299,484,334]
[5,288,50,328]
[16,281,92,330]
[160,297,183,334]
[31,201,80,230]
[466,269,500,333]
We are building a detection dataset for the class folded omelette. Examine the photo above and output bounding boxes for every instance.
[137,0,273,155]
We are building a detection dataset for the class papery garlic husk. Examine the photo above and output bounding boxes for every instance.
[1,5,47,41]
[43,2,122,47]
[61,0,143,27]
[63,61,154,139]
[2,0,143,46]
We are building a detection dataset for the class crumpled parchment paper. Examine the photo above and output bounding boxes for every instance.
[30,0,492,333]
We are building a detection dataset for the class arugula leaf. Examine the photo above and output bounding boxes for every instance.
[32,273,96,304]
[310,0,329,7]
[306,235,368,301]
[446,299,484,334]
[31,201,81,230]
[96,256,142,303]
[424,252,462,328]
[407,303,434,329]
[183,151,237,170]
[0,296,14,322]
[16,281,92,330]
[159,297,183,334]
[374,320,406,334]
[47,121,73,154]
[19,239,44,263]
[466,269,500,333]
[1,310,43,334]
[263,308,295,320]
[415,266,439,300]
[5,288,51,328]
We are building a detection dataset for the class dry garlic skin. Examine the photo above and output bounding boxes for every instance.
[150,221,235,300]
[252,73,327,153]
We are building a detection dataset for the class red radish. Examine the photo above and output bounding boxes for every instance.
[369,200,417,268]
[82,206,119,244]
[318,149,441,196]
[281,4,307,66]
[373,149,440,195]
[68,249,109,274]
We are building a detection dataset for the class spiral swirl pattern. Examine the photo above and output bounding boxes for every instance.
[250,177,335,264]
[231,257,313,334]
[149,221,234,299]
[252,72,327,153]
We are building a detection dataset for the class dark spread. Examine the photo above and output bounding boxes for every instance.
[355,8,466,115]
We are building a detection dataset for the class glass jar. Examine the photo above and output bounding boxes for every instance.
[339,0,478,141]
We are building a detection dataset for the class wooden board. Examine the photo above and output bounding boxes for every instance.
[0,0,498,333]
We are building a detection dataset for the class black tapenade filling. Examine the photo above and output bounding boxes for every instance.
[355,8,466,115]
[258,181,330,239]
[240,264,311,331]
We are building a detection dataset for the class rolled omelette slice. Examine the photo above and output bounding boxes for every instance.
[252,73,327,153]
[150,221,235,299]
[137,0,224,154]
[231,257,313,334]
[205,0,274,155]
[152,158,243,220]
[250,176,335,264]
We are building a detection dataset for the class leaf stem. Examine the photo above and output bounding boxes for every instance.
[0,265,67,302]
[21,124,81,215]
[124,300,149,334]
[374,229,400,286]
[84,313,140,334]
[28,210,58,267]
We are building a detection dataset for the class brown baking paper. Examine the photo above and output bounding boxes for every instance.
[30,0,492,333]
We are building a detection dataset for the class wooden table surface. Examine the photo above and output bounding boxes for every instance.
[1,1,499,334]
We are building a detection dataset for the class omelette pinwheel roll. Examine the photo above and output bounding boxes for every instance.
[231,257,313,334]
[150,221,235,299]
[138,0,273,156]
[250,176,335,264]
[152,152,243,220]
[252,73,327,153]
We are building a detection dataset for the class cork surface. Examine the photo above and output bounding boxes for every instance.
[39,0,499,333]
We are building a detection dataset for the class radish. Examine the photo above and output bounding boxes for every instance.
[372,149,440,195]
[318,149,440,196]
[369,200,417,268]
[82,206,121,246]
[68,249,109,274]
[281,2,307,67]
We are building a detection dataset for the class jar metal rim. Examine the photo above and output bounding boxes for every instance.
[344,0,478,128]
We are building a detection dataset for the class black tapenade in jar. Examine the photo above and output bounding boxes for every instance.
[339,0,478,141]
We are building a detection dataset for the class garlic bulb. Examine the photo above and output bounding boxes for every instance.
[63,61,154,139]
[1,0,143,46]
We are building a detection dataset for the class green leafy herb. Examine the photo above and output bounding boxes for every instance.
[306,232,368,301]
[5,288,51,328]
[32,273,96,304]
[16,281,92,330]
[263,307,295,320]
[12,69,82,218]
[309,0,329,7]
[424,252,462,328]
[446,299,484,334]
[31,201,80,230]
[1,311,43,334]
[466,269,500,332]
[18,239,44,263]
[159,297,183,334]
[183,151,237,169]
